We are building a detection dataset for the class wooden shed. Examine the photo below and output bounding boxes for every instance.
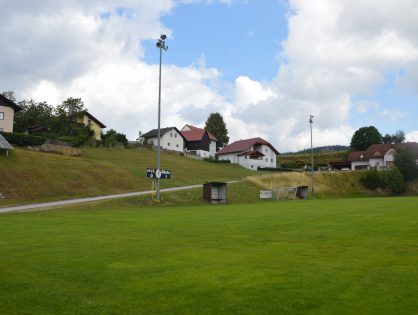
[203,182,227,204]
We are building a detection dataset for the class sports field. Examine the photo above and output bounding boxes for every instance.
[1,197,417,314]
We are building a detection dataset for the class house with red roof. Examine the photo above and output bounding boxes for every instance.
[216,137,279,170]
[347,142,418,170]
[180,125,218,158]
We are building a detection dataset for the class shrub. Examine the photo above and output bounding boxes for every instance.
[57,135,87,147]
[395,149,418,181]
[383,167,405,195]
[361,169,382,190]
[0,132,46,146]
[204,158,231,164]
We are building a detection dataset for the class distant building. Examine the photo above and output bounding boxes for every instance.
[180,124,218,158]
[142,127,186,153]
[76,111,106,140]
[216,137,279,170]
[348,143,418,170]
[0,94,22,133]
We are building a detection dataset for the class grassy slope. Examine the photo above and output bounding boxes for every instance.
[248,172,385,198]
[0,147,256,205]
[1,197,417,314]
[278,151,349,167]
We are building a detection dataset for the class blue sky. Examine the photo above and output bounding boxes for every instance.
[1,0,418,150]
[144,0,288,82]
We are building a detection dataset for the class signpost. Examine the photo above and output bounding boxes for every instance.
[146,168,171,179]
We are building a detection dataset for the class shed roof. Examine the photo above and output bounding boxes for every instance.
[0,134,13,150]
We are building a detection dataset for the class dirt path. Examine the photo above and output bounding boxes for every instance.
[0,181,241,214]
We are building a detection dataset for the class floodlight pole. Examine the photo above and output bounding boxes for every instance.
[156,34,168,201]
[309,115,314,194]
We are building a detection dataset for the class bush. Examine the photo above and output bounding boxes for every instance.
[0,132,46,146]
[383,167,405,195]
[57,135,87,147]
[204,158,231,164]
[361,169,382,190]
[258,167,294,172]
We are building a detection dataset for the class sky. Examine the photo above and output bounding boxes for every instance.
[1,0,418,152]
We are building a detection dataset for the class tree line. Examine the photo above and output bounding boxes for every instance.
[2,91,127,146]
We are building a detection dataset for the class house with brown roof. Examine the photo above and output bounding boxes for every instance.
[216,137,279,170]
[0,94,22,133]
[346,142,418,170]
[180,125,218,158]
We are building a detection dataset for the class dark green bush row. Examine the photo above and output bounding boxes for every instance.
[204,158,231,164]
[361,168,405,195]
[0,132,46,146]
[258,167,294,172]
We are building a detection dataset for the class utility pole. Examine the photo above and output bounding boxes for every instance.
[309,115,314,194]
[155,34,168,201]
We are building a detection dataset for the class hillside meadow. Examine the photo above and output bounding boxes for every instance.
[0,147,256,205]
[1,197,417,314]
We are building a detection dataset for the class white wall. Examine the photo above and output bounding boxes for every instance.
[351,161,369,170]
[0,106,15,132]
[209,140,217,157]
[147,128,184,153]
[218,145,277,171]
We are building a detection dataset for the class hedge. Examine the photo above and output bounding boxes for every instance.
[0,132,46,147]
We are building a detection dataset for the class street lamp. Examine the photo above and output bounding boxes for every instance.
[155,34,168,201]
[309,115,314,194]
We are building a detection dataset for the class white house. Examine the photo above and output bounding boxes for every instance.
[0,94,22,133]
[142,127,185,153]
[348,143,418,170]
[180,124,218,158]
[216,137,279,170]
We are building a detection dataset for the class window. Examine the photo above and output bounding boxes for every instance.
[175,133,177,138]
[265,148,268,153]
[87,119,92,126]
[265,158,268,162]
[170,132,173,137]
[168,143,170,146]
[0,112,4,120]
[176,144,179,148]
[271,158,273,163]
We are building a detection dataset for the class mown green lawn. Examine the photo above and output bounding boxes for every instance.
[1,197,417,314]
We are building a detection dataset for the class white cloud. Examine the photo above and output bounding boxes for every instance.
[2,0,418,152]
[380,109,404,121]
[406,130,418,142]
[356,100,380,113]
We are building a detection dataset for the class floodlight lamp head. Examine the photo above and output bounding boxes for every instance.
[160,34,167,40]
[309,115,314,123]
[156,41,162,48]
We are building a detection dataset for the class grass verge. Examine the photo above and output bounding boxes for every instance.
[1,197,417,314]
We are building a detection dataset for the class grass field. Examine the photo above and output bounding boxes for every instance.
[1,197,417,314]
[0,147,256,205]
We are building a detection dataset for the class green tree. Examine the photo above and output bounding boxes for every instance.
[383,167,405,195]
[1,91,16,102]
[350,126,382,151]
[382,130,405,144]
[102,129,128,147]
[205,112,229,148]
[13,99,54,133]
[395,148,418,181]
[55,97,85,117]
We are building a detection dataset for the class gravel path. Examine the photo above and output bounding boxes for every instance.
[0,184,204,214]
[0,181,240,214]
